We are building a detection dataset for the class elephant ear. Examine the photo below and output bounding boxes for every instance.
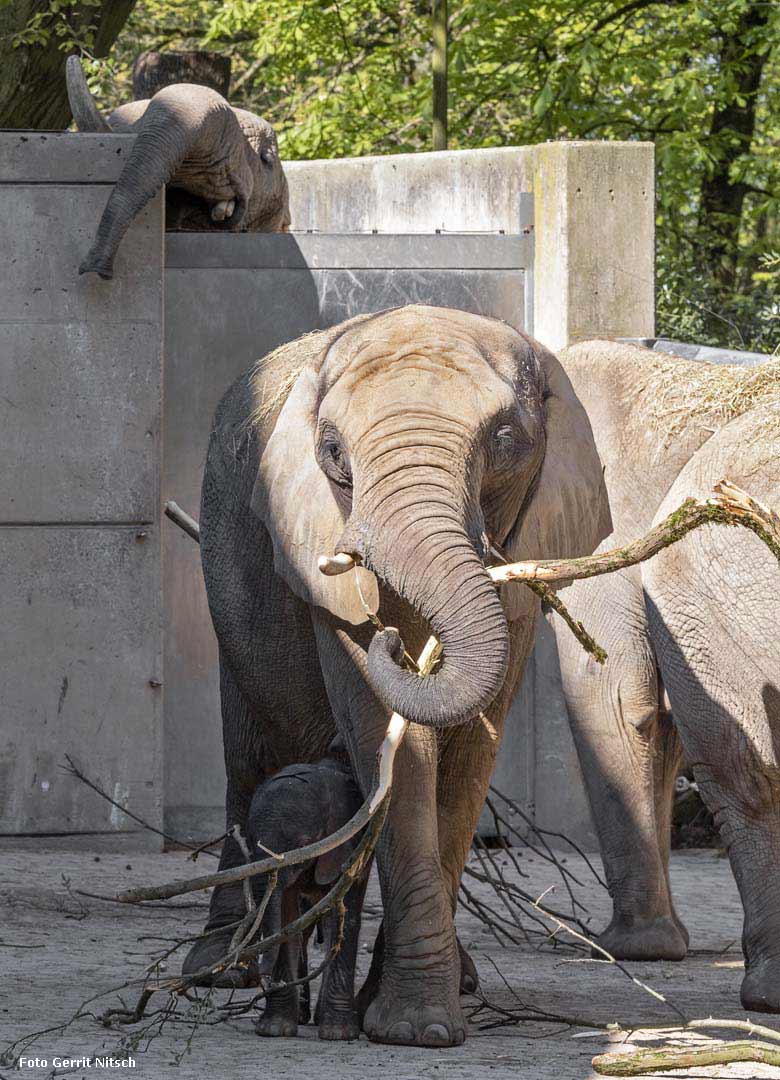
[314,838,354,885]
[251,336,379,627]
[501,342,612,622]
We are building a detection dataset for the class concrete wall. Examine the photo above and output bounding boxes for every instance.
[287,140,655,352]
[1,137,655,850]
[0,133,164,848]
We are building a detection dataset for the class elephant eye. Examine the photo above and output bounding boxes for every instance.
[493,424,515,455]
[318,429,352,488]
[260,148,274,166]
[490,421,528,467]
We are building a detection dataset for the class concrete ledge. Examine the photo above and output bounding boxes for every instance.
[0,131,136,183]
[286,146,535,233]
[165,231,533,270]
[625,337,773,368]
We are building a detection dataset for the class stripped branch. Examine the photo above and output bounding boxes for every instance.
[592,1039,780,1075]
[164,501,200,543]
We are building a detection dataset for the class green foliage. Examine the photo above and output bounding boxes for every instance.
[102,0,779,351]
[9,0,104,54]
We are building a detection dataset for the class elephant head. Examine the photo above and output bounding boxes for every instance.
[253,306,611,729]
[66,56,290,280]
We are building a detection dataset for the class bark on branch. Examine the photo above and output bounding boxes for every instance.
[112,636,442,905]
[487,480,780,663]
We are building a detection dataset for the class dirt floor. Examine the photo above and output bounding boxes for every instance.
[1,844,778,1080]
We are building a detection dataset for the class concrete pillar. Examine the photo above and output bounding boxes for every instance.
[532,140,655,351]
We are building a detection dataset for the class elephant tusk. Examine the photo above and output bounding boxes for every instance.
[210,199,236,222]
[317,552,357,576]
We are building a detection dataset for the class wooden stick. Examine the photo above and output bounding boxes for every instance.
[164,501,200,543]
[113,638,443,905]
[592,1039,780,1075]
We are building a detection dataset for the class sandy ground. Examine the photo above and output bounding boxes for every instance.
[1,844,778,1080]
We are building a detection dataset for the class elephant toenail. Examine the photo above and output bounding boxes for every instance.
[387,1021,415,1043]
[421,1023,451,1046]
[453,1028,466,1045]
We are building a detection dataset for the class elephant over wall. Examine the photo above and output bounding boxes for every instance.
[182,305,612,1046]
[65,56,290,280]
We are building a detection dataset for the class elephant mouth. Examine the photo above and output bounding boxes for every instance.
[318,538,510,729]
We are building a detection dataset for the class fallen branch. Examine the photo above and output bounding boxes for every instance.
[61,755,218,859]
[592,1039,780,1075]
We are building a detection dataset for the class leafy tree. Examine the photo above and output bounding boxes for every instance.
[7,0,779,350]
[0,0,136,128]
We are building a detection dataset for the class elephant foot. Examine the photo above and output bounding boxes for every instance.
[364,995,466,1047]
[596,916,688,962]
[741,959,780,1013]
[363,964,465,1047]
[318,1009,361,1041]
[458,938,479,994]
[357,927,477,1019]
[255,1012,298,1037]
[182,925,261,988]
[673,912,691,950]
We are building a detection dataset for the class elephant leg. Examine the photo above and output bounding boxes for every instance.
[646,593,780,1012]
[652,689,688,947]
[312,614,464,1048]
[316,868,369,1041]
[182,657,267,987]
[556,572,687,961]
[434,616,536,994]
[257,893,301,1037]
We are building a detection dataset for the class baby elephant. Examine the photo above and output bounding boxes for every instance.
[246,756,368,1040]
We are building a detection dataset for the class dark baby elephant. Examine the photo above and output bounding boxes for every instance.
[246,756,368,1041]
[182,305,610,1047]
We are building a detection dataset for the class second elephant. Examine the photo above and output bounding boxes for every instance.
[555,339,780,1012]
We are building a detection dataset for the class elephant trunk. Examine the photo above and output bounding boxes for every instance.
[354,473,509,728]
[79,100,194,279]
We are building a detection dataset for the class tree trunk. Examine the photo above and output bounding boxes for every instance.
[0,1,137,129]
[698,0,771,306]
[132,51,231,100]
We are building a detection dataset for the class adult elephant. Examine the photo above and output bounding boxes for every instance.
[183,306,610,1046]
[65,57,289,279]
[554,339,780,1011]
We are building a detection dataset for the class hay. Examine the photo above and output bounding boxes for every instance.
[644,350,780,448]
[247,331,321,431]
